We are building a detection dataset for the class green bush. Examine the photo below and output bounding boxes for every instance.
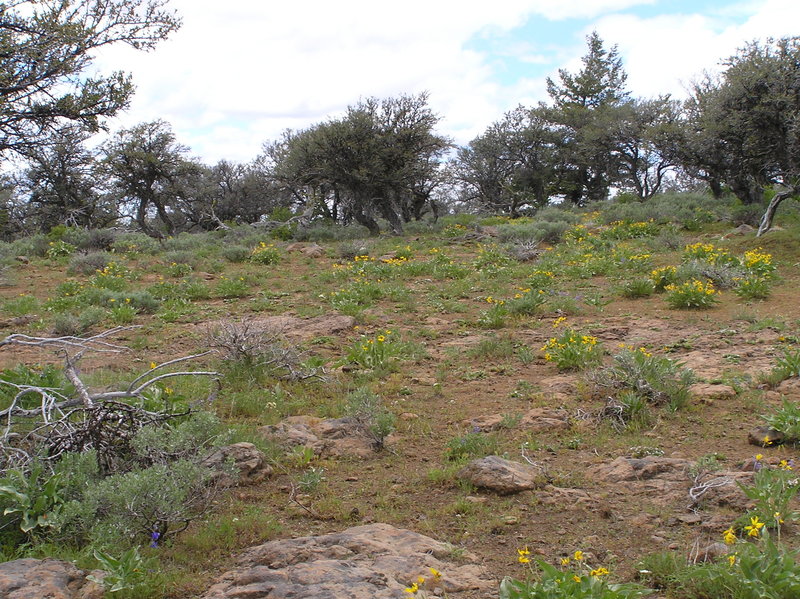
[444,431,499,462]
[591,347,695,411]
[67,251,113,275]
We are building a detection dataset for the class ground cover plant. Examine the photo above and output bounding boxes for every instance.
[0,192,799,598]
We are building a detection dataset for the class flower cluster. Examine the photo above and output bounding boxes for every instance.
[664,279,719,309]
[541,326,603,371]
[404,567,443,595]
[250,242,281,265]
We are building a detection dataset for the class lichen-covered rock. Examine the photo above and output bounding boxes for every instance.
[201,523,493,599]
[457,455,543,494]
[0,559,104,599]
[202,442,272,486]
[259,416,387,458]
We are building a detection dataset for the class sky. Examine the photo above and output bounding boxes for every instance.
[92,0,800,164]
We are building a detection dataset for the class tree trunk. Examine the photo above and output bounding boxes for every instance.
[758,187,797,236]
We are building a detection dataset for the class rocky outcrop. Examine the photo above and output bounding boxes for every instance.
[466,407,569,433]
[201,523,493,599]
[259,416,387,458]
[201,442,272,486]
[0,559,103,599]
[457,455,543,494]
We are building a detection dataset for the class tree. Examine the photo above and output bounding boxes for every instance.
[267,93,449,235]
[545,31,630,204]
[677,37,800,233]
[103,120,197,237]
[15,126,113,231]
[0,0,180,158]
[614,98,682,199]
[456,105,557,215]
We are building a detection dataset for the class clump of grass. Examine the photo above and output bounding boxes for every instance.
[444,431,499,462]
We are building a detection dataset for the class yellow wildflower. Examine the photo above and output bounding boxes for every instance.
[404,582,418,594]
[744,516,764,538]
[723,526,736,545]
[517,547,531,564]
[573,550,583,561]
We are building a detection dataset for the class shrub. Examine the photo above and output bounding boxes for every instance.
[664,279,719,309]
[67,251,113,275]
[84,459,216,547]
[590,346,695,411]
[250,242,281,265]
[46,239,76,259]
[540,325,603,371]
[738,463,800,530]
[344,387,396,450]
[444,431,498,462]
[220,245,250,263]
[619,278,655,299]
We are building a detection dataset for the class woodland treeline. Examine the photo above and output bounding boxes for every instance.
[1,1,799,238]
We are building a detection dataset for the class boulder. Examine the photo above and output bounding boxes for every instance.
[689,383,736,402]
[256,314,356,340]
[589,456,692,484]
[457,456,543,494]
[748,426,785,447]
[260,416,386,458]
[201,523,493,599]
[0,559,104,599]
[466,408,569,433]
[202,442,272,486]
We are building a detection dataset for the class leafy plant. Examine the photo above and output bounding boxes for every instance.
[764,399,800,441]
[0,465,66,534]
[540,327,603,371]
[250,242,281,265]
[501,556,651,599]
[87,546,154,594]
[735,275,772,300]
[592,346,694,410]
[664,279,719,309]
[344,330,398,370]
[737,464,800,529]
[444,431,498,462]
[618,277,655,299]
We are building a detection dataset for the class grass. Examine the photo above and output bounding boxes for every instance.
[1,193,800,598]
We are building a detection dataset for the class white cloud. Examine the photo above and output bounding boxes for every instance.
[90,0,799,163]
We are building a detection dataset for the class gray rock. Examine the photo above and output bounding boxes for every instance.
[748,426,785,447]
[202,442,272,486]
[201,523,492,599]
[0,558,103,599]
[457,456,543,494]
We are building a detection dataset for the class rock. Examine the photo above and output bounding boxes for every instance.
[723,224,755,238]
[457,456,543,494]
[589,456,692,483]
[14,255,29,264]
[0,559,104,599]
[399,412,419,420]
[466,408,569,433]
[300,244,326,258]
[690,383,736,401]
[537,485,598,509]
[255,314,356,340]
[695,542,730,562]
[201,523,493,599]
[691,471,754,511]
[748,426,785,447]
[260,416,387,458]
[202,442,272,486]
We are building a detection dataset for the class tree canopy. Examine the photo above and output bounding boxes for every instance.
[0,0,180,157]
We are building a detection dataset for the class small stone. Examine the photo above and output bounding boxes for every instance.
[748,426,785,447]
[457,456,543,494]
[399,412,419,420]
[501,515,519,525]
[14,255,29,264]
